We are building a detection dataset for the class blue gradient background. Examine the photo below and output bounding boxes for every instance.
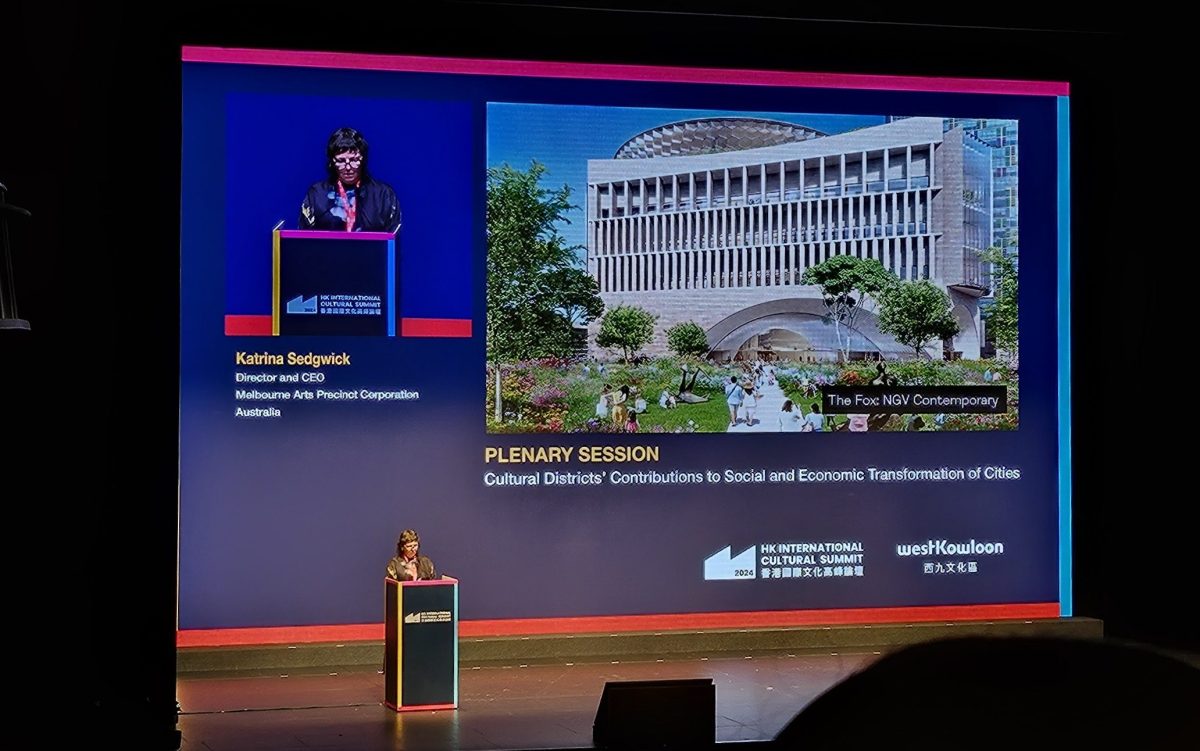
[181,62,1063,629]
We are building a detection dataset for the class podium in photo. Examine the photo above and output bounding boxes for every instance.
[272,226,398,336]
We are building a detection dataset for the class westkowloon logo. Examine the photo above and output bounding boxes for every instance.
[896,539,1005,556]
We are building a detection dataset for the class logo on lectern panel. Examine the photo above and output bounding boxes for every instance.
[285,294,318,314]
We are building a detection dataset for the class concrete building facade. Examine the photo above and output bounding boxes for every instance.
[585,117,993,361]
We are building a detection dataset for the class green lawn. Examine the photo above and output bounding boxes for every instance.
[558,361,736,432]
[491,357,1017,433]
[636,391,730,432]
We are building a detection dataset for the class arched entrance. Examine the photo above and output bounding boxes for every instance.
[706,299,910,362]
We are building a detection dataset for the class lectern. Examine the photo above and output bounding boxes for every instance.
[383,576,458,711]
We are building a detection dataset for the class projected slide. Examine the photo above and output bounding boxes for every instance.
[180,48,1070,634]
[486,104,1016,434]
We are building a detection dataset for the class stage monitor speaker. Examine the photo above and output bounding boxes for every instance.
[593,677,715,749]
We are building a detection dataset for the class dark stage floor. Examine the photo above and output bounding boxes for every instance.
[178,651,877,750]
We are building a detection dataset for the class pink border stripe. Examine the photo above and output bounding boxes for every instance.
[225,314,273,336]
[401,318,472,338]
[177,603,1059,647]
[278,229,396,240]
[183,46,1068,96]
[459,603,1060,636]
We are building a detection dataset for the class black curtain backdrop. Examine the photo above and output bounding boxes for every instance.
[4,3,1159,747]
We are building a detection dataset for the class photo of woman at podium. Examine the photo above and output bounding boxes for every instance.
[299,127,401,232]
[386,529,437,581]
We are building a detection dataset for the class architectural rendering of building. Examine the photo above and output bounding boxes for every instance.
[586,116,995,361]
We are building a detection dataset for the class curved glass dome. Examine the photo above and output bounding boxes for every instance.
[614,117,825,159]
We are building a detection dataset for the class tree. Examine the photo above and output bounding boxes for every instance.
[596,305,656,363]
[666,321,710,358]
[801,256,897,361]
[486,162,604,362]
[878,280,960,357]
[980,247,1018,356]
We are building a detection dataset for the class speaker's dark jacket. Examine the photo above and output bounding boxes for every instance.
[386,555,437,581]
[299,177,401,232]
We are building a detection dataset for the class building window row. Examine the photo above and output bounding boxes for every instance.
[591,191,935,255]
[594,236,936,293]
[593,145,936,219]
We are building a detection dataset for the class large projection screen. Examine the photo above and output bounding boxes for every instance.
[179,47,1070,635]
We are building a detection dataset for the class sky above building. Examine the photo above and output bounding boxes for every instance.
[488,103,886,254]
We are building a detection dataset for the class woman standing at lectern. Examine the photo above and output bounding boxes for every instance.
[299,127,401,232]
[386,529,437,581]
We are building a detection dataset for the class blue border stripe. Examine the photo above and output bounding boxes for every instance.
[387,238,396,337]
[453,581,459,706]
[1057,95,1072,616]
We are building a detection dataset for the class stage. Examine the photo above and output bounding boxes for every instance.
[178,651,868,750]
[176,617,1102,750]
